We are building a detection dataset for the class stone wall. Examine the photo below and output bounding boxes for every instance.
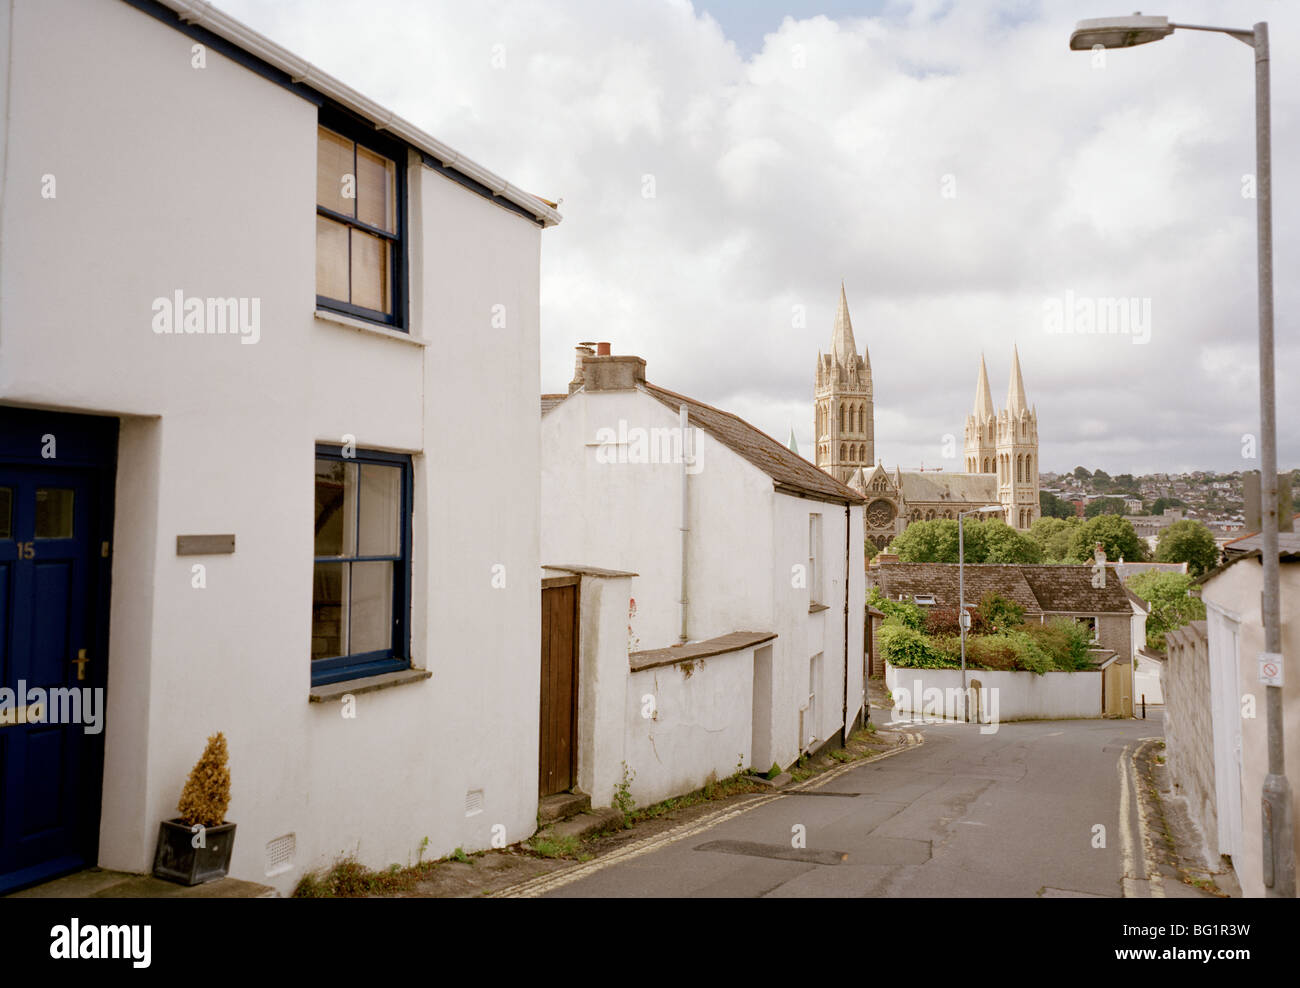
[1163,621,1216,866]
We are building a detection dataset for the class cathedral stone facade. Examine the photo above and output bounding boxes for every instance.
[813,288,1040,548]
[814,284,874,483]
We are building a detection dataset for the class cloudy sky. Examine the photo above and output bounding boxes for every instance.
[220,0,1297,475]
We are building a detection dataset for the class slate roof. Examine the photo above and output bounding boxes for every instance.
[898,472,998,504]
[1220,530,1300,557]
[1088,648,1120,669]
[868,562,1135,614]
[1216,512,1300,551]
[1021,565,1136,613]
[642,383,866,505]
[1196,541,1300,585]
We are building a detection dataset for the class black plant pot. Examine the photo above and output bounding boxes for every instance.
[152,818,236,886]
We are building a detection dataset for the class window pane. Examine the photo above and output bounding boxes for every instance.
[316,126,355,215]
[314,459,357,557]
[316,215,349,303]
[0,488,10,539]
[311,563,349,661]
[358,464,401,556]
[35,488,74,538]
[350,229,391,313]
[350,561,393,654]
[356,145,395,233]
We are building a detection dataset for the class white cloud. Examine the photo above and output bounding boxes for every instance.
[218,0,1300,474]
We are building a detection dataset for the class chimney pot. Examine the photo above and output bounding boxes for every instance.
[596,342,611,356]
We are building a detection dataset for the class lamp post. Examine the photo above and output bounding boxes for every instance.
[959,505,1003,720]
[1069,14,1293,898]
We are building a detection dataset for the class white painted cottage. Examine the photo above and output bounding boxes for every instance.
[0,0,558,894]
[540,348,868,807]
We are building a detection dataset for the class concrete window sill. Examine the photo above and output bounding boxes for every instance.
[309,668,431,702]
[809,602,830,614]
[314,309,428,347]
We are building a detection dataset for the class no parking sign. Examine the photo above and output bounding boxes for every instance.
[1259,652,1284,687]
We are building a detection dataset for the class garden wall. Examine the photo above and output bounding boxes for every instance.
[624,642,758,807]
[885,663,1103,724]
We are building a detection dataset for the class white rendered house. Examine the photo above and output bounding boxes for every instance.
[1198,538,1300,897]
[541,349,868,805]
[0,0,558,894]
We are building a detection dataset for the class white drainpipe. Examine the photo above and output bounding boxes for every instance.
[679,404,690,644]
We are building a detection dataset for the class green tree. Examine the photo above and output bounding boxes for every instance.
[1028,516,1079,563]
[866,586,926,631]
[1040,491,1075,519]
[1023,618,1096,671]
[1126,570,1207,651]
[1113,473,1136,490]
[887,518,1039,564]
[1092,468,1112,489]
[1066,515,1149,563]
[1155,519,1219,577]
[1084,496,1128,518]
[980,519,1044,563]
[977,591,1025,633]
[887,519,965,563]
[1149,497,1186,516]
[877,622,953,669]
[1072,466,1091,481]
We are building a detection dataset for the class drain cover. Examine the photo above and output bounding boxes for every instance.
[694,840,849,866]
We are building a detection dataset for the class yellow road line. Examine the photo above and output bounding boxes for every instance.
[1132,737,1165,898]
[1118,737,1165,898]
[1118,743,1140,898]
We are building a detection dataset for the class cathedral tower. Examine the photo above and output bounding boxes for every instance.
[996,345,1039,529]
[963,354,996,474]
[814,284,872,484]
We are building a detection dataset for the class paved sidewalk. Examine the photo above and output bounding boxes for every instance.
[1133,735,1240,898]
[7,868,277,898]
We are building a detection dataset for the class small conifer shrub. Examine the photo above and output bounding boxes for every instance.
[177,732,231,828]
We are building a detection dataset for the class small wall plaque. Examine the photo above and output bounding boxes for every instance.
[176,534,235,556]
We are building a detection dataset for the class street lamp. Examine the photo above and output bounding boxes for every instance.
[1069,14,1293,898]
[958,505,1003,720]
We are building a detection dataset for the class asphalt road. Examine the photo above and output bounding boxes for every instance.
[531,713,1175,898]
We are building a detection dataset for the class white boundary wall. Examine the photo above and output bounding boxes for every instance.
[624,648,757,807]
[886,663,1103,723]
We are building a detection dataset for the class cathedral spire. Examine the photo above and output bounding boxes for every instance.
[1006,344,1028,414]
[973,353,994,420]
[814,283,873,483]
[831,281,861,369]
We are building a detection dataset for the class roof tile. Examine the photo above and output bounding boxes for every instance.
[869,562,1134,614]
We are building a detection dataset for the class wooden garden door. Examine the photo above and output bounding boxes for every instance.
[538,578,578,797]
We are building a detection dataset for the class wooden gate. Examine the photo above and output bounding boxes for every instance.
[539,577,579,797]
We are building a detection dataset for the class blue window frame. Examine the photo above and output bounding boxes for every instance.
[312,445,412,685]
[315,110,408,330]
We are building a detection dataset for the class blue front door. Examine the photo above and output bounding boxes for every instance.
[0,409,116,894]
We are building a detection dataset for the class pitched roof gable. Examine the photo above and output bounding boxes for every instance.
[642,383,865,505]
